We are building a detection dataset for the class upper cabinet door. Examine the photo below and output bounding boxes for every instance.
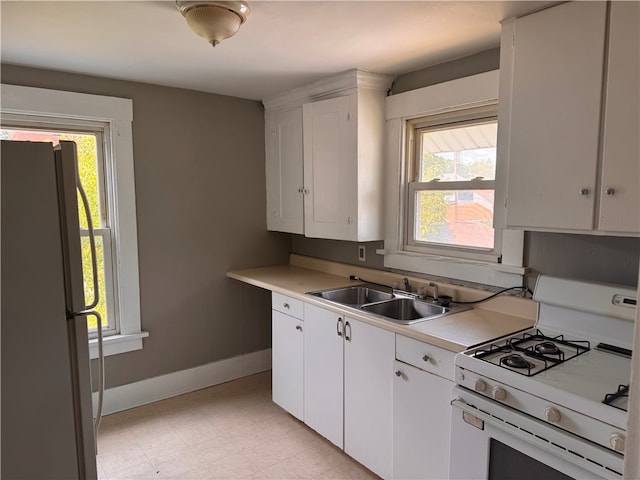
[504,1,607,230]
[598,1,640,233]
[303,95,357,240]
[265,107,304,234]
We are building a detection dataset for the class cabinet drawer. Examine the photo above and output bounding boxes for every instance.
[272,292,304,318]
[395,335,456,381]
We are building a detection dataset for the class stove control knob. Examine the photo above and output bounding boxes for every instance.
[610,433,625,452]
[491,386,507,401]
[544,407,561,423]
[473,379,487,393]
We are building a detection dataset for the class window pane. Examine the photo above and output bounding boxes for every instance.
[2,127,111,330]
[81,235,110,330]
[0,128,103,227]
[414,190,495,249]
[419,122,497,182]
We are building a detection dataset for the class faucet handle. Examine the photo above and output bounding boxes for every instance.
[417,286,428,300]
[428,282,439,301]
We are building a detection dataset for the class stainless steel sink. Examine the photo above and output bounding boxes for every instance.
[360,297,470,325]
[307,285,471,325]
[307,284,394,307]
[360,297,445,320]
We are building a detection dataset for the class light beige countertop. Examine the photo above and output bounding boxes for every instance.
[228,255,536,352]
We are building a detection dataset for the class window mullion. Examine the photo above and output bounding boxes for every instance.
[410,179,496,191]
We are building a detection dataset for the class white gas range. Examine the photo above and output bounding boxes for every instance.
[450,276,636,480]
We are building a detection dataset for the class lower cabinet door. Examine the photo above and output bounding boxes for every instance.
[393,360,454,479]
[272,310,304,420]
[304,303,344,448]
[344,318,395,479]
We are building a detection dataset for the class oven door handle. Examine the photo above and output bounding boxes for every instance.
[451,397,621,479]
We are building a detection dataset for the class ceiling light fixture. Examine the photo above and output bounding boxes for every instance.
[176,1,250,47]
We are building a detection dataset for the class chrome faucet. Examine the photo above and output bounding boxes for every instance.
[403,277,411,292]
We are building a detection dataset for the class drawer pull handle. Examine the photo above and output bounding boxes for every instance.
[283,303,290,309]
[422,355,430,362]
[337,318,343,337]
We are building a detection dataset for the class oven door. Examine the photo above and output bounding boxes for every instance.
[449,387,623,480]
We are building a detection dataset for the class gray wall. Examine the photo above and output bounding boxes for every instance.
[1,63,291,388]
[291,49,640,288]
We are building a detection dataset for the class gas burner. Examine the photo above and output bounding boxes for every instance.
[535,341,560,355]
[501,354,534,369]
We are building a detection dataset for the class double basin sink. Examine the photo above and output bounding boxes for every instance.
[307,284,471,325]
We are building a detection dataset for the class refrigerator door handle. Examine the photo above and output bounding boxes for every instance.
[76,309,105,446]
[76,172,100,311]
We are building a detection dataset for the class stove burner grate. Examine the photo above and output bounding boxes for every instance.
[603,384,629,411]
[473,329,590,377]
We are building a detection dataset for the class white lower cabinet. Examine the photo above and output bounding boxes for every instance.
[304,303,394,479]
[393,336,455,479]
[344,316,394,478]
[271,293,304,420]
[272,297,456,480]
[303,303,344,447]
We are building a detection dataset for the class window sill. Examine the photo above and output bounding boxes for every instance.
[379,249,527,288]
[89,331,149,359]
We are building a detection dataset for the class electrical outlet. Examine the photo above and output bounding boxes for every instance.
[358,245,366,262]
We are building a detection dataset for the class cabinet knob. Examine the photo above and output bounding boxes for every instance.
[422,354,430,362]
[295,325,302,332]
[283,303,290,309]
[605,187,616,196]
[395,370,403,377]
[579,188,589,196]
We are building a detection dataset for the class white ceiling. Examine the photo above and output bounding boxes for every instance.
[1,1,553,101]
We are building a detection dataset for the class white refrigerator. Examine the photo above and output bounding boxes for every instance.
[2,140,99,479]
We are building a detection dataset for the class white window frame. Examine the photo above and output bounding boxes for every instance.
[382,71,526,287]
[406,108,500,259]
[1,83,148,358]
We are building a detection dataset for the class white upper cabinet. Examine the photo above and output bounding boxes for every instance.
[262,69,393,241]
[303,95,358,240]
[498,1,639,235]
[265,107,304,234]
[598,1,640,233]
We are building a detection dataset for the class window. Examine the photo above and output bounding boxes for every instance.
[407,107,499,257]
[1,125,116,336]
[1,84,147,358]
[383,71,525,287]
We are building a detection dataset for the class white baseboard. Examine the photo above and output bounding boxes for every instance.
[93,348,272,415]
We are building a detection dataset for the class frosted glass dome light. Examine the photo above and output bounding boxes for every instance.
[177,1,250,47]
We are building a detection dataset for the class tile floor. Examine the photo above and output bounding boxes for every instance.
[96,371,380,479]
